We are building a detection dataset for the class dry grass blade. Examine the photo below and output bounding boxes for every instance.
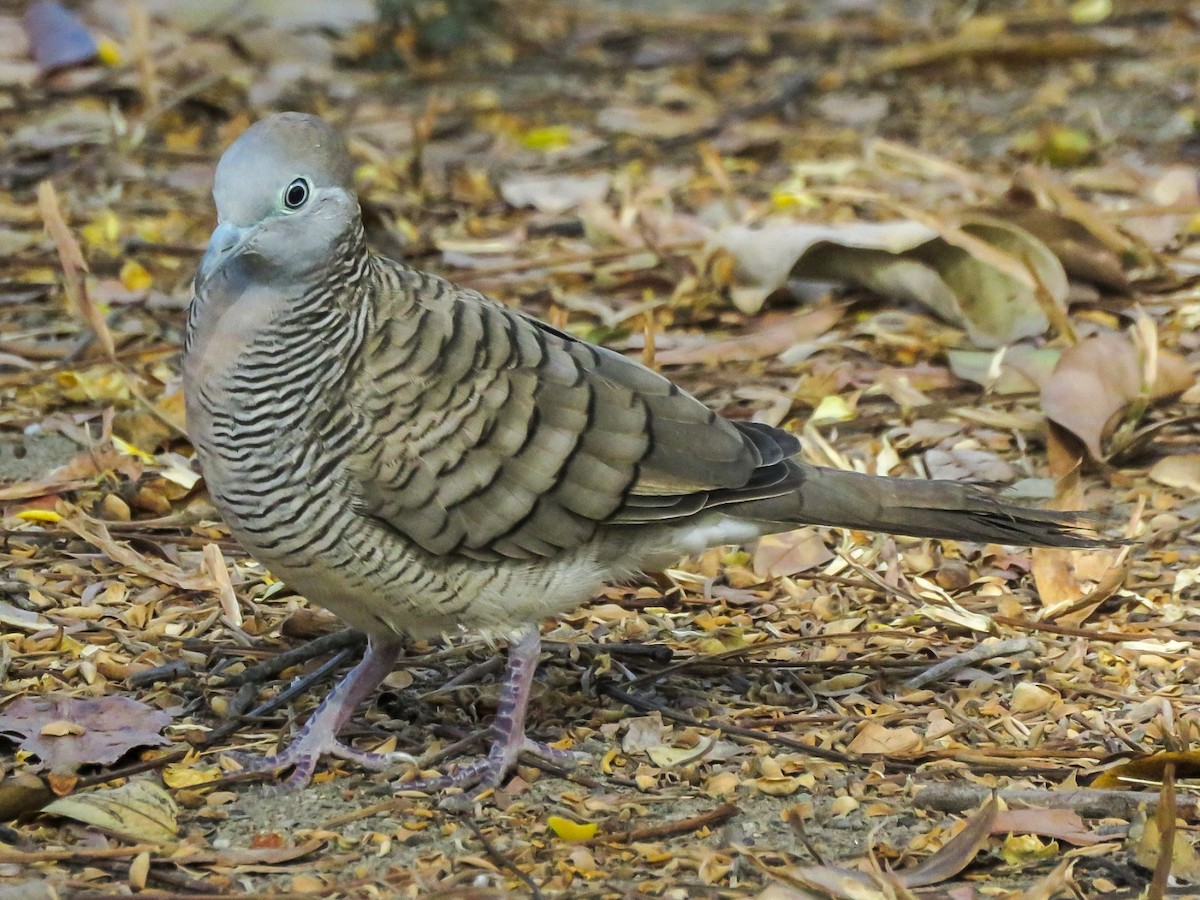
[36,180,113,360]
[1148,763,1176,900]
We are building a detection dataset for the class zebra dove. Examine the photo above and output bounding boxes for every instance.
[184,112,1109,799]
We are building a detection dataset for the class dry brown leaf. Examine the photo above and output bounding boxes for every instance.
[846,722,923,756]
[59,508,218,592]
[0,694,171,775]
[1092,750,1200,790]
[1128,809,1200,883]
[752,528,833,579]
[43,779,177,844]
[1148,454,1200,492]
[896,795,999,888]
[979,203,1129,291]
[712,215,1066,346]
[1040,330,1193,462]
[991,807,1100,846]
[173,838,327,867]
[654,305,843,367]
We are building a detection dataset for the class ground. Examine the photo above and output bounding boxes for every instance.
[0,1,1199,897]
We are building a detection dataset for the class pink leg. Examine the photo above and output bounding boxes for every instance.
[227,636,414,790]
[396,628,579,803]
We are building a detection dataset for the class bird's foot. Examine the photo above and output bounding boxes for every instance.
[225,735,417,791]
[394,736,584,808]
[222,638,407,790]
[393,628,582,807]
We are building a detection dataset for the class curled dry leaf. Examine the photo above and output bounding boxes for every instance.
[0,694,171,775]
[710,215,1067,347]
[1129,809,1200,883]
[43,779,178,843]
[752,528,833,578]
[1040,330,1193,461]
[990,807,1101,846]
[978,203,1129,291]
[896,795,999,888]
[946,344,1061,394]
[499,172,611,215]
[1148,454,1200,492]
[654,305,843,367]
[846,722,923,756]
[1092,749,1200,790]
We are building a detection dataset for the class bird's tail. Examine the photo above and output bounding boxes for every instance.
[736,463,1116,549]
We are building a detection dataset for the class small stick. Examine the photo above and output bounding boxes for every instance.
[903,637,1042,689]
[213,629,365,688]
[597,802,739,844]
[458,813,545,899]
[913,782,1196,819]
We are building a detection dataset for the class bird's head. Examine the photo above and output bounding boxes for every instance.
[197,112,360,289]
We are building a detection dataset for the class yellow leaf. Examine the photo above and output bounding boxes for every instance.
[111,435,156,463]
[1069,0,1111,24]
[16,509,62,523]
[1000,833,1058,864]
[547,815,597,841]
[81,211,120,253]
[810,394,855,424]
[519,126,572,151]
[162,762,221,789]
[96,37,123,66]
[120,260,153,291]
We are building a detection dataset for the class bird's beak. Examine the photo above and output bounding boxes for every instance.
[197,221,250,285]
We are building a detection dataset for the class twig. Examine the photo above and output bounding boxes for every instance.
[0,844,157,863]
[213,629,365,688]
[458,813,545,899]
[597,802,739,844]
[913,782,1196,819]
[903,637,1042,689]
[127,660,192,688]
[602,682,909,771]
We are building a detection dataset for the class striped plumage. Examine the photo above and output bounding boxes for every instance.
[183,113,1110,799]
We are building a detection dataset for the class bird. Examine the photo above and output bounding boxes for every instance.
[184,112,1110,800]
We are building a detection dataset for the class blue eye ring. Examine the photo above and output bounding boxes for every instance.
[283,177,310,210]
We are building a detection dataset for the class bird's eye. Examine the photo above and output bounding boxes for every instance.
[283,177,310,210]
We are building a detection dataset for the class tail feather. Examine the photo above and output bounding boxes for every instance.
[737,463,1116,549]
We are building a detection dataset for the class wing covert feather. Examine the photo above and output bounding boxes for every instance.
[350,265,798,560]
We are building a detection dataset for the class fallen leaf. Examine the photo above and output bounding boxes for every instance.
[43,779,178,843]
[897,795,999,887]
[0,694,171,775]
[991,808,1100,846]
[1129,810,1200,882]
[548,815,597,841]
[1148,454,1200,492]
[847,723,923,756]
[946,345,1062,394]
[1040,330,1193,462]
[654,305,843,366]
[500,172,611,215]
[711,215,1067,346]
[1092,750,1200,790]
[753,528,833,578]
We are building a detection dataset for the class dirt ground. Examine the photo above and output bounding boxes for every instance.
[2,1,1200,897]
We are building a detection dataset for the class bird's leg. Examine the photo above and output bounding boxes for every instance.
[396,627,578,803]
[226,636,414,790]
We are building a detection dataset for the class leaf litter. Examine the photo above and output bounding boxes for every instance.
[0,0,1198,897]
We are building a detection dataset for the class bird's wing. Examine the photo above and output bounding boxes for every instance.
[349,265,799,561]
